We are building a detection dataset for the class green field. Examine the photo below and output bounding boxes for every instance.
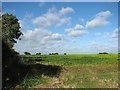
[10,54,119,88]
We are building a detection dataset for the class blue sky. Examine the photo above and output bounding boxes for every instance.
[2,2,118,54]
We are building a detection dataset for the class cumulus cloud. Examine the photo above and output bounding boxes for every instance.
[108,38,117,42]
[108,28,119,42]
[22,28,64,43]
[44,33,64,41]
[74,24,84,29]
[65,24,88,37]
[104,32,110,38]
[14,28,65,54]
[86,11,111,29]
[112,28,119,38]
[32,7,74,28]
[65,29,88,37]
[59,7,74,15]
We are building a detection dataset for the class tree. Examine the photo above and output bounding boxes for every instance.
[64,53,67,55]
[2,13,23,47]
[0,9,1,36]
[2,13,23,88]
[24,52,31,55]
[36,53,41,55]
[2,13,23,62]
[99,52,102,54]
[103,52,108,54]
[99,52,108,54]
[54,53,58,55]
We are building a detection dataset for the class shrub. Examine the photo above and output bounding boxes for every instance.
[36,53,41,55]
[99,52,108,54]
[24,52,31,55]
[64,53,67,55]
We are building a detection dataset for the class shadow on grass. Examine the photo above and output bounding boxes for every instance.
[3,56,62,89]
[23,56,45,62]
[28,63,62,77]
[2,38,62,89]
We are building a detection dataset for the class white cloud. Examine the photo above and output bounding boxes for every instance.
[14,28,65,54]
[103,44,108,47]
[32,7,74,28]
[66,30,88,37]
[108,28,119,42]
[74,24,84,29]
[72,39,76,43]
[59,7,74,15]
[44,33,64,41]
[79,18,85,22]
[108,38,117,42]
[22,28,64,43]
[96,11,111,18]
[104,32,110,38]
[89,41,97,46]
[86,11,111,29]
[112,28,119,38]
[19,20,25,29]
[65,26,88,37]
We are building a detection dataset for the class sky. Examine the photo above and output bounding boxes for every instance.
[2,2,119,54]
[1,0,120,2]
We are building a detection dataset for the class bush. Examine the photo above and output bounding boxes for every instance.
[36,53,41,55]
[49,53,59,55]
[99,52,108,54]
[2,39,27,88]
[64,53,67,55]
[24,52,31,55]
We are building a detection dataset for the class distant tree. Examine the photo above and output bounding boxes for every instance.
[36,53,41,55]
[99,52,102,54]
[24,52,31,55]
[99,52,108,54]
[103,52,108,54]
[55,53,58,55]
[49,53,58,55]
[64,53,67,55]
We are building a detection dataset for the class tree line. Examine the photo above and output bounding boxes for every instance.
[24,52,67,55]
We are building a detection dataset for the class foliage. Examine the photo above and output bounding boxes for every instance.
[2,39,26,89]
[64,53,67,55]
[2,13,23,47]
[2,13,23,89]
[99,52,108,54]
[24,52,31,55]
[49,53,59,55]
[36,53,41,55]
